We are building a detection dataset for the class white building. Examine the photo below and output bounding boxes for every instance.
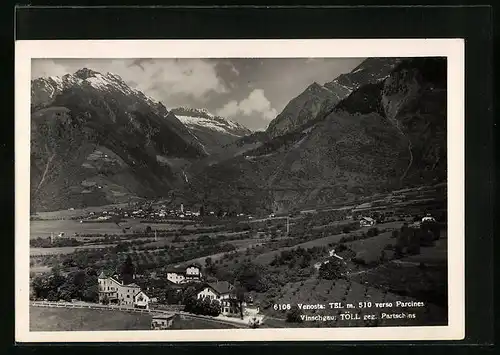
[359,216,376,227]
[422,215,436,223]
[166,264,203,284]
[196,281,243,316]
[98,272,150,309]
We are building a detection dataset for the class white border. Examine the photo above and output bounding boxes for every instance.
[15,39,465,343]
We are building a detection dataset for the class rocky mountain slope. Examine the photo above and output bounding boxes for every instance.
[266,58,402,138]
[30,68,207,212]
[189,58,447,214]
[170,107,251,154]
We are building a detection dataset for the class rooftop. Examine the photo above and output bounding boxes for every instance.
[152,313,176,320]
[207,280,234,295]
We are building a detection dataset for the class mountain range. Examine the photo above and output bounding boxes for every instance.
[187,57,447,214]
[30,68,247,211]
[30,57,447,213]
[266,58,402,138]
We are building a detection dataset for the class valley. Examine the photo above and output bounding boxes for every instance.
[28,56,448,330]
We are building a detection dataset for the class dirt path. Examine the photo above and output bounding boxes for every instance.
[34,150,56,195]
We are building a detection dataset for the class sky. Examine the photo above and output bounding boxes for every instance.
[32,57,365,131]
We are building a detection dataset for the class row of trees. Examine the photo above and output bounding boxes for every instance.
[30,237,84,248]
[31,267,99,302]
[393,221,441,256]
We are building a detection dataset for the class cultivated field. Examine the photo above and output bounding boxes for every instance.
[259,277,447,327]
[30,219,185,238]
[30,244,118,256]
[253,222,403,265]
[345,231,395,263]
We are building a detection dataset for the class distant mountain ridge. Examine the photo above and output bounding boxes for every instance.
[30,68,207,212]
[170,107,252,154]
[190,58,447,214]
[266,58,402,138]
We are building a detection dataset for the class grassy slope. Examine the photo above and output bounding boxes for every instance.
[30,306,152,331]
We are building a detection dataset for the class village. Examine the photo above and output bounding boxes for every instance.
[30,184,447,330]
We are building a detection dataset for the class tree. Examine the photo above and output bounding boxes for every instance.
[120,255,135,285]
[208,299,221,316]
[47,290,58,302]
[204,257,213,268]
[319,259,345,280]
[145,226,152,234]
[165,286,181,305]
[286,305,303,323]
[379,250,387,263]
[234,283,246,319]
[234,262,270,292]
[182,285,199,304]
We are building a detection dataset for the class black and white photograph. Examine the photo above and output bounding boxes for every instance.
[15,39,465,342]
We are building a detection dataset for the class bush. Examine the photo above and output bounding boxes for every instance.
[286,306,303,323]
[319,260,345,280]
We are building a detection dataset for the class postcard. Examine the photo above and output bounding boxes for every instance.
[15,39,464,342]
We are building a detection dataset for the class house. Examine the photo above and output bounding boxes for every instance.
[359,216,376,227]
[134,291,150,309]
[196,281,243,316]
[314,260,330,270]
[329,249,344,260]
[151,313,177,330]
[98,272,150,309]
[166,264,203,284]
[422,215,436,223]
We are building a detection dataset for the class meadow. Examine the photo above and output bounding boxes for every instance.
[29,306,238,331]
[30,219,185,239]
[30,306,152,331]
[345,231,395,263]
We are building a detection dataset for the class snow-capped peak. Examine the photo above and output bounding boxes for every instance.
[170,107,251,137]
[32,68,162,110]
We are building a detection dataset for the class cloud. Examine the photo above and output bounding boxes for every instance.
[122,59,228,101]
[31,60,71,78]
[217,89,277,120]
[32,58,228,102]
